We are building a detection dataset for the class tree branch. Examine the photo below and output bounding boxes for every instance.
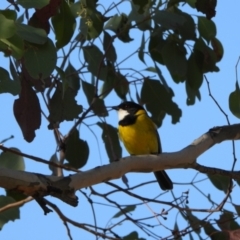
[0,124,240,208]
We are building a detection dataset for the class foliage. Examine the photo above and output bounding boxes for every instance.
[0,0,239,239]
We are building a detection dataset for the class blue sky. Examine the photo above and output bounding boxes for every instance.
[1,1,240,239]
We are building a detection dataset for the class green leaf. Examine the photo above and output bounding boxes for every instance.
[0,14,16,39]
[6,190,26,202]
[173,222,183,240]
[78,0,104,40]
[0,34,24,59]
[186,0,196,8]
[52,0,76,48]
[153,62,169,91]
[211,37,224,62]
[55,66,68,97]
[48,83,83,123]
[128,2,151,31]
[15,23,47,44]
[148,28,165,65]
[153,10,186,30]
[180,208,201,234]
[105,14,133,43]
[0,196,20,230]
[161,39,187,82]
[185,81,201,106]
[83,45,108,80]
[104,14,122,32]
[113,205,136,218]
[202,221,228,240]
[217,211,240,231]
[186,52,203,90]
[24,38,57,78]
[0,10,17,20]
[138,32,145,64]
[194,38,218,73]
[97,122,122,162]
[16,0,50,9]
[0,148,25,171]
[114,72,129,100]
[100,64,116,99]
[103,31,117,63]
[0,67,20,96]
[65,129,89,169]
[173,8,196,40]
[132,0,149,14]
[48,153,59,174]
[229,81,240,119]
[141,79,182,127]
[195,0,217,20]
[82,81,108,117]
[198,17,216,42]
[123,231,146,240]
[65,62,80,94]
[207,174,231,193]
[233,203,240,216]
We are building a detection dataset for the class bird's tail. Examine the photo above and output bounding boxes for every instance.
[154,171,173,190]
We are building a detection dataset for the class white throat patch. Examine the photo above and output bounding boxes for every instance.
[117,109,129,121]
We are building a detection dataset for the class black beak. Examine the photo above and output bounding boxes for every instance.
[111,105,119,110]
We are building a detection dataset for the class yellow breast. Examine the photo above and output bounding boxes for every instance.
[118,110,160,155]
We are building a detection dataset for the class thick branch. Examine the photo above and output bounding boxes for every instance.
[0,124,239,207]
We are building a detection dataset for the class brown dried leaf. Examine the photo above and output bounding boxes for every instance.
[13,78,41,142]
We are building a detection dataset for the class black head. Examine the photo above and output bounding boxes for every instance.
[112,101,144,113]
[112,102,145,125]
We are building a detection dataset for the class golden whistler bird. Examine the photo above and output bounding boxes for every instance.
[112,101,173,190]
